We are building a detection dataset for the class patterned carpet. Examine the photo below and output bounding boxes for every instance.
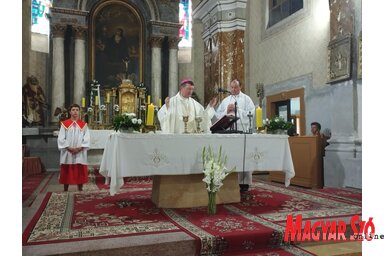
[22,172,361,255]
[22,172,54,207]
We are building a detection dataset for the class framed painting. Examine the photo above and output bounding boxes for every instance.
[91,2,143,88]
[327,34,352,84]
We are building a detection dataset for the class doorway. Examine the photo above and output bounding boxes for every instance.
[266,88,305,135]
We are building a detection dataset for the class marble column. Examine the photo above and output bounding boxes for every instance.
[73,26,87,106]
[168,37,181,97]
[51,24,66,123]
[150,36,164,105]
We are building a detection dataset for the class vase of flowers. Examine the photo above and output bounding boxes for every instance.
[112,112,143,132]
[202,146,235,215]
[263,116,293,134]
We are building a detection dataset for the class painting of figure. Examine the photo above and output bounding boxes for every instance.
[93,3,142,87]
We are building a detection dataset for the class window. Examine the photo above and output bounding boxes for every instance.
[31,0,52,35]
[268,0,303,27]
[178,0,192,48]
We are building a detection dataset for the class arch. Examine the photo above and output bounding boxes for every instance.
[82,0,159,20]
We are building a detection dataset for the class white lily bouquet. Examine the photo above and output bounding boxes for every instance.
[202,145,235,215]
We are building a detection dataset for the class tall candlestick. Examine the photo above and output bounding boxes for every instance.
[81,97,85,108]
[256,106,263,128]
[146,103,154,126]
[158,98,162,107]
[95,96,99,106]
[147,95,151,104]
[106,93,110,103]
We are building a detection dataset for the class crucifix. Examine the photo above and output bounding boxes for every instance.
[122,57,130,80]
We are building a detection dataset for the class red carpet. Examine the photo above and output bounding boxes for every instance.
[22,173,54,207]
[93,169,152,190]
[163,180,361,255]
[23,174,360,255]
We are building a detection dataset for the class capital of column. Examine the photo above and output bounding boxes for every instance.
[51,24,66,38]
[149,36,164,48]
[73,26,88,40]
[168,37,182,49]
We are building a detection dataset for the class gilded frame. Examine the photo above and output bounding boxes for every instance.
[90,1,144,88]
[327,34,352,84]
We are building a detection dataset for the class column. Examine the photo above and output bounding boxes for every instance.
[168,37,181,97]
[150,36,164,104]
[51,24,66,123]
[73,26,87,106]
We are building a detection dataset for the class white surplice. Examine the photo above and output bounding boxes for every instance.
[57,120,90,165]
[215,92,256,185]
[158,92,215,134]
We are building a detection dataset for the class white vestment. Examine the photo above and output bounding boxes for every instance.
[216,91,256,132]
[216,92,255,185]
[57,120,90,165]
[158,92,215,134]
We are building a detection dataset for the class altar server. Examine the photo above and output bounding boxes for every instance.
[57,104,90,191]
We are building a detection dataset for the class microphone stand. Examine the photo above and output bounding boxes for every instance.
[234,101,238,131]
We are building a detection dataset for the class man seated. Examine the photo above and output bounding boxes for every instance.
[157,79,217,133]
[310,121,330,155]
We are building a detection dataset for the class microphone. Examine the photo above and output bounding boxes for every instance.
[218,88,231,94]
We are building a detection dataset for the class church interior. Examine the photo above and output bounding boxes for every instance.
[20,0,366,255]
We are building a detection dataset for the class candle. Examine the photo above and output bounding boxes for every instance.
[95,96,99,106]
[256,106,263,128]
[146,103,154,126]
[81,97,85,108]
[106,93,110,103]
[158,98,162,107]
[147,95,151,104]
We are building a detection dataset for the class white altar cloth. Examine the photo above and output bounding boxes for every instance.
[99,132,295,195]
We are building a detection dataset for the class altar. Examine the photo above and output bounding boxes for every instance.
[99,132,295,208]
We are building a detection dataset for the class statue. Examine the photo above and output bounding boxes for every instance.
[22,75,47,127]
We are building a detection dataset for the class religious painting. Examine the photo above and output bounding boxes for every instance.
[92,3,143,88]
[327,34,352,84]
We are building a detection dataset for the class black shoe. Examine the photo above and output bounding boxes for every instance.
[239,184,249,192]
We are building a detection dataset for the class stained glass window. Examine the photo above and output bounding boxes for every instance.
[31,0,52,35]
[179,0,192,47]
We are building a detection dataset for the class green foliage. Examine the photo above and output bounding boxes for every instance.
[264,116,293,131]
[112,113,143,132]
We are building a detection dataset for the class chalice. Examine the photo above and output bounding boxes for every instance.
[182,115,189,133]
[195,116,203,133]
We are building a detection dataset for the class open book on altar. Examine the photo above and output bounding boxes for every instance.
[210,115,240,134]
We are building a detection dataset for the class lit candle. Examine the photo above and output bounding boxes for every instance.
[146,103,154,126]
[81,97,85,108]
[256,106,263,128]
[147,95,151,104]
[158,98,162,107]
[106,93,110,103]
[95,96,99,106]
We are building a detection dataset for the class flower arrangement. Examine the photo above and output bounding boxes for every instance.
[202,145,235,215]
[263,116,293,132]
[112,112,143,132]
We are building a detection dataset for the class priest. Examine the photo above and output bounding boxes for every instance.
[158,79,217,133]
[215,79,255,192]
